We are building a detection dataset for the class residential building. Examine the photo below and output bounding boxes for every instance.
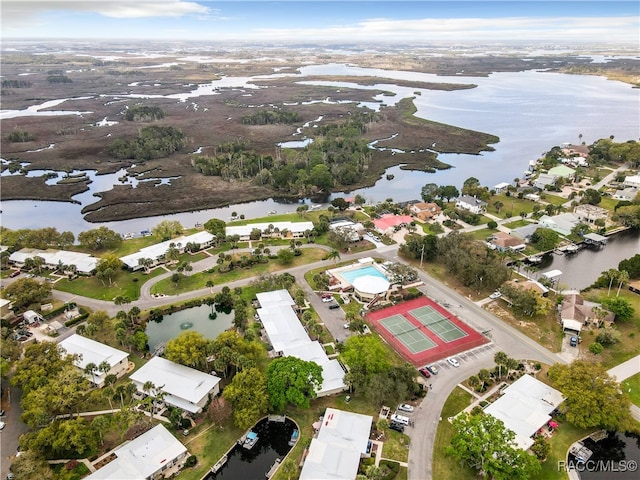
[120,231,215,270]
[489,232,526,252]
[560,290,614,333]
[623,174,640,188]
[538,213,580,236]
[299,408,373,480]
[8,248,98,275]
[130,357,221,414]
[455,196,487,214]
[533,173,558,190]
[0,298,13,318]
[573,204,608,224]
[483,374,564,450]
[256,290,347,397]
[492,182,511,193]
[548,165,576,179]
[409,202,442,221]
[373,214,413,235]
[612,188,638,201]
[225,221,314,241]
[561,144,590,157]
[59,334,129,388]
[85,424,188,480]
[328,218,364,242]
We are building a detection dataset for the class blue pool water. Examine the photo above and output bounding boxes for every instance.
[339,265,388,284]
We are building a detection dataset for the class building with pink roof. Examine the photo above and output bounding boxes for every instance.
[373,214,413,235]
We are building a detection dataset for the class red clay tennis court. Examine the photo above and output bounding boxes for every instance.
[366,296,488,366]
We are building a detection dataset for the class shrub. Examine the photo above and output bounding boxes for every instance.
[65,460,79,470]
[185,455,197,467]
[589,342,604,354]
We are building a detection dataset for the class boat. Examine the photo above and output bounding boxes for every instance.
[386,173,395,180]
[267,210,277,215]
[526,254,543,264]
[242,430,259,450]
[569,441,593,463]
[563,244,579,254]
[288,429,299,446]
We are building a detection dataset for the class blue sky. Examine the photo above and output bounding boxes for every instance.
[1,1,638,43]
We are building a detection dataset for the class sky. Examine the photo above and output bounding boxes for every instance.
[1,1,638,44]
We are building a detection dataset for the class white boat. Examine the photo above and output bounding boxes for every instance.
[242,431,259,450]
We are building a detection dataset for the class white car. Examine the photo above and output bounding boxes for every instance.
[397,403,414,413]
[489,291,502,299]
[321,297,333,303]
[447,357,460,368]
[0,421,5,430]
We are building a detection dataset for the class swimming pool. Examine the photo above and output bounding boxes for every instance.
[339,265,389,284]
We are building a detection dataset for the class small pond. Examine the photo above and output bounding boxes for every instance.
[207,417,297,480]
[570,431,640,480]
[145,304,234,351]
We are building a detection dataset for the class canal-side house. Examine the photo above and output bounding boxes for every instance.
[59,334,129,388]
[573,204,608,224]
[225,221,314,241]
[130,356,221,414]
[560,291,614,333]
[455,195,487,214]
[492,182,511,194]
[300,408,374,480]
[256,289,347,397]
[85,424,189,480]
[488,232,526,252]
[538,213,580,236]
[120,231,215,271]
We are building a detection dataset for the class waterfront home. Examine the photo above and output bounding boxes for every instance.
[85,424,188,480]
[130,356,221,414]
[560,291,614,333]
[573,204,608,224]
[59,334,129,388]
[489,232,526,252]
[120,231,215,271]
[483,374,564,450]
[455,195,487,214]
[533,173,558,190]
[299,408,373,480]
[256,290,347,397]
[409,202,442,221]
[492,182,511,194]
[225,221,314,241]
[548,165,576,179]
[538,213,580,236]
[8,248,98,275]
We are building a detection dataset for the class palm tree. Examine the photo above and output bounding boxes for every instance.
[165,243,180,264]
[616,270,629,297]
[327,250,341,264]
[84,362,98,385]
[605,269,619,296]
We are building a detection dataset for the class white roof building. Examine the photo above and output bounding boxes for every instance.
[130,357,221,413]
[300,408,373,480]
[86,424,188,480]
[493,182,511,193]
[59,334,129,387]
[483,374,564,450]
[120,231,215,270]
[539,213,580,236]
[8,248,98,274]
[256,290,346,397]
[225,221,314,240]
[623,174,640,188]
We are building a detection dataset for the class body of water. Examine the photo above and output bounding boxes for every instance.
[570,431,640,480]
[145,304,233,351]
[207,417,297,480]
[1,63,639,234]
[532,229,640,290]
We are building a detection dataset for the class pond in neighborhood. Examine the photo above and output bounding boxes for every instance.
[206,417,298,480]
[144,304,234,351]
[570,431,640,480]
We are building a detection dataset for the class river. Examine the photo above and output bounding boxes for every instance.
[1,62,639,235]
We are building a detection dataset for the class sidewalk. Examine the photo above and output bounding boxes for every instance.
[607,354,640,382]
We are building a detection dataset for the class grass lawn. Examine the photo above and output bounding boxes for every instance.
[486,194,537,219]
[535,423,597,480]
[621,373,640,407]
[431,387,475,480]
[503,219,533,229]
[541,193,568,206]
[53,268,165,301]
[152,248,327,295]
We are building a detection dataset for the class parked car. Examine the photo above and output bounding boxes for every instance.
[390,414,410,426]
[389,422,404,433]
[447,357,460,368]
[397,403,414,413]
[569,336,578,347]
[9,270,20,278]
[0,421,6,430]
[329,304,340,310]
[418,367,431,378]
[489,291,502,299]
[426,364,439,375]
[321,297,333,303]
[343,323,351,329]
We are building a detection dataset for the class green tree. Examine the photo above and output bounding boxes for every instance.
[3,277,52,310]
[601,296,635,322]
[204,218,226,241]
[266,356,323,412]
[164,331,210,370]
[530,227,560,250]
[446,412,541,480]
[437,185,460,202]
[340,335,390,392]
[548,360,633,431]
[582,188,602,205]
[96,254,122,286]
[153,220,183,241]
[77,226,122,251]
[222,367,269,429]
[277,248,294,265]
[7,450,54,480]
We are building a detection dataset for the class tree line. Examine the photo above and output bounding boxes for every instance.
[108,125,185,161]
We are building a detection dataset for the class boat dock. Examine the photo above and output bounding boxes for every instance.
[209,454,228,475]
[268,414,286,423]
[265,458,281,478]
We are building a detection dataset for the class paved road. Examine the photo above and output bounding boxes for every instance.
[0,386,29,479]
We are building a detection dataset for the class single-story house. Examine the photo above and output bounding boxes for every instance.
[524,193,541,202]
[623,174,640,188]
[561,144,590,157]
[455,195,487,214]
[225,221,314,241]
[130,357,221,414]
[9,248,98,275]
[373,214,413,235]
[256,290,347,397]
[511,223,541,242]
[612,188,638,201]
[548,165,576,179]
[489,232,526,252]
[85,424,188,480]
[538,213,580,236]
[483,374,564,450]
[560,291,614,332]
[561,156,588,168]
[328,219,364,242]
[492,182,511,194]
[120,231,215,270]
[0,298,13,318]
[533,173,558,190]
[409,202,442,221]
[299,408,373,480]
[504,279,549,297]
[59,334,129,388]
[573,204,608,224]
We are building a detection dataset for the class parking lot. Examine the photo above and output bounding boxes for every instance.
[418,343,498,378]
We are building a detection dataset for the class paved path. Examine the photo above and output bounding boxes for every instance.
[607,354,640,383]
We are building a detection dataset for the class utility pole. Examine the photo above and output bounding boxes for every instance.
[420,243,425,268]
